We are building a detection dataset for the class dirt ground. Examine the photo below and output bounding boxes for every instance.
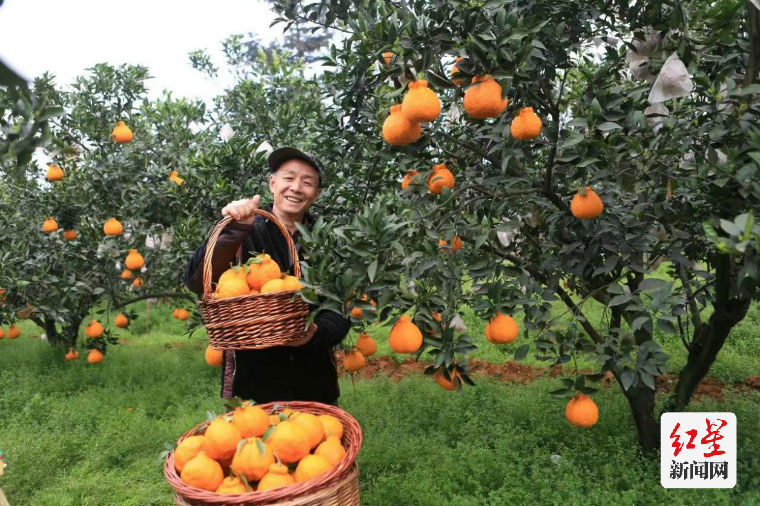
[335,351,760,400]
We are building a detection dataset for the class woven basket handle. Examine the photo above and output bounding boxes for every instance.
[202,211,302,296]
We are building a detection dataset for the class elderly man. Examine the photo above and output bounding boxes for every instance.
[184,147,351,405]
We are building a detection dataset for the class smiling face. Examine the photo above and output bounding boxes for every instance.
[269,159,321,222]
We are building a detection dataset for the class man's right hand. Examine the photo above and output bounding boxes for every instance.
[221,195,261,225]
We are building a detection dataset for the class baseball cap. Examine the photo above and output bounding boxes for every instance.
[267,147,324,187]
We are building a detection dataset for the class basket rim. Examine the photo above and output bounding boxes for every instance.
[164,401,363,504]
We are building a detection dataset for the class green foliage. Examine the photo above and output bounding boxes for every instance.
[0,325,758,505]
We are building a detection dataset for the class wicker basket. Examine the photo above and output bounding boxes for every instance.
[199,213,311,350]
[165,402,363,506]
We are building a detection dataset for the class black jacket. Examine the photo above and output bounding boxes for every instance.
[184,207,351,403]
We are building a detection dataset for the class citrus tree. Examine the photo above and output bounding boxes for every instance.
[267,0,760,450]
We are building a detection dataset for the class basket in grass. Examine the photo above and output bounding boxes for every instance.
[199,212,311,350]
[164,401,363,506]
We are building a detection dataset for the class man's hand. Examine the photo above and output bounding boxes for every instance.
[284,323,318,347]
[221,195,261,225]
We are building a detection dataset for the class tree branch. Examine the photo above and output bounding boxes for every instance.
[677,262,703,335]
[114,292,196,309]
[486,244,604,343]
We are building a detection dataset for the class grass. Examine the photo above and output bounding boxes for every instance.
[1,301,759,506]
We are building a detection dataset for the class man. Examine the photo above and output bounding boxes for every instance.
[184,147,351,405]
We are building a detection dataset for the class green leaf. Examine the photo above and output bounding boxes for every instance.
[367,259,378,282]
[597,122,623,132]
[620,369,635,391]
[558,133,584,150]
[513,344,529,361]
[609,294,632,306]
[720,219,741,236]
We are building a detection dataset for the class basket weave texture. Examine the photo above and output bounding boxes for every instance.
[164,401,363,506]
[199,213,311,350]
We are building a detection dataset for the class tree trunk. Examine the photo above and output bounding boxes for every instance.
[620,382,659,453]
[665,297,750,412]
[43,316,59,346]
[665,254,751,412]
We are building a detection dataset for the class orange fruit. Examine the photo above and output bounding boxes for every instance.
[267,420,311,464]
[464,75,508,119]
[216,475,247,494]
[174,308,190,321]
[570,187,604,220]
[450,235,463,252]
[318,414,344,440]
[46,164,64,181]
[565,393,599,428]
[382,51,394,66]
[450,56,465,86]
[245,254,281,291]
[205,345,223,367]
[269,414,282,426]
[230,437,275,481]
[120,269,133,280]
[257,462,295,491]
[64,348,80,360]
[42,218,59,233]
[343,349,366,372]
[114,313,129,328]
[511,107,542,140]
[485,313,518,344]
[427,164,455,194]
[174,435,205,473]
[314,436,347,466]
[260,278,286,294]
[215,266,249,299]
[103,218,123,236]
[180,451,224,491]
[203,417,242,461]
[87,348,104,363]
[233,402,269,438]
[291,412,325,449]
[401,80,441,123]
[7,325,21,339]
[434,367,461,391]
[389,314,423,353]
[111,121,134,143]
[281,275,304,291]
[401,170,422,190]
[355,332,377,356]
[294,454,333,483]
[124,249,145,270]
[63,229,78,241]
[131,277,144,289]
[85,320,104,338]
[382,104,422,146]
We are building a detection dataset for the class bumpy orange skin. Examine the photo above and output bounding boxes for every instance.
[7,325,21,339]
[112,121,134,143]
[318,414,344,440]
[450,56,466,86]
[203,418,242,461]
[511,107,542,140]
[46,164,65,181]
[257,463,295,491]
[565,393,599,428]
[464,76,508,119]
[389,314,423,353]
[343,350,367,373]
[216,476,247,494]
[435,367,461,391]
[401,170,422,189]
[180,452,224,491]
[103,218,123,236]
[383,104,422,146]
[246,254,281,290]
[401,80,441,123]
[85,320,104,338]
[174,435,205,473]
[42,218,59,232]
[87,348,104,363]
[230,438,275,481]
[125,249,145,270]
[314,436,347,466]
[233,403,269,438]
[485,313,519,344]
[293,454,333,483]
[174,308,190,320]
[427,164,455,194]
[570,187,604,220]
[63,229,78,241]
[355,332,377,356]
[205,345,223,367]
[267,421,311,464]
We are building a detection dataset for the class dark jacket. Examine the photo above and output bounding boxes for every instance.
[184,206,351,403]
